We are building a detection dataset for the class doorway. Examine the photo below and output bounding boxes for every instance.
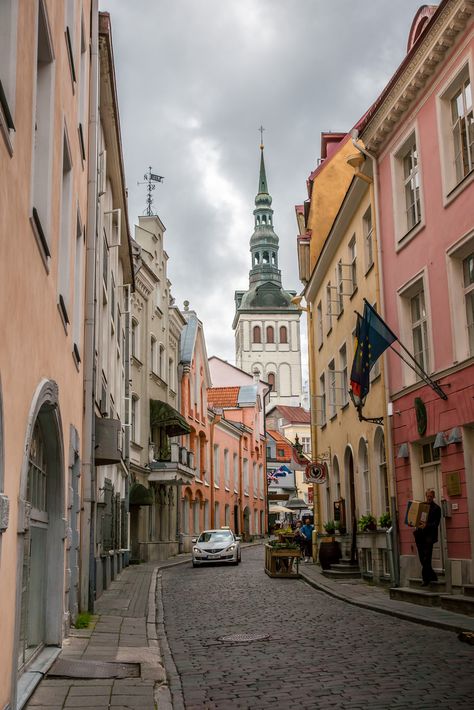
[420,442,444,572]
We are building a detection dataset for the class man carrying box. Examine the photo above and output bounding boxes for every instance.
[413,489,441,586]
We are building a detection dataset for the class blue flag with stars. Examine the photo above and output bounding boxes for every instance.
[350,302,396,401]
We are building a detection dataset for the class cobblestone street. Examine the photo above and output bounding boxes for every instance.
[161,546,474,710]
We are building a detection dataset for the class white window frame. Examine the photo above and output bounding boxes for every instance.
[224,449,230,490]
[58,125,73,327]
[339,343,348,408]
[0,0,19,151]
[233,453,239,493]
[391,127,424,248]
[397,271,433,386]
[316,301,323,349]
[348,235,357,294]
[362,205,374,272]
[447,230,474,362]
[328,360,337,419]
[436,57,474,204]
[213,444,220,487]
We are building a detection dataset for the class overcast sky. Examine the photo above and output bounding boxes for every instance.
[100,0,425,379]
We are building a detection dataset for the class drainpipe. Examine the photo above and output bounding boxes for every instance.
[81,0,99,613]
[351,130,400,586]
[262,387,270,535]
[209,411,222,528]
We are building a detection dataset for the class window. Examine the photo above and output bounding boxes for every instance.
[259,464,264,497]
[224,449,230,489]
[58,130,73,324]
[31,0,55,257]
[333,457,341,501]
[403,143,421,232]
[326,282,333,332]
[151,336,157,373]
[301,436,311,454]
[225,504,230,526]
[253,463,258,496]
[169,358,174,391]
[336,261,344,315]
[213,444,220,486]
[159,344,165,378]
[363,206,374,271]
[233,453,239,493]
[339,344,348,407]
[277,448,285,457]
[214,502,220,528]
[463,252,474,355]
[243,458,249,495]
[328,360,336,419]
[411,288,430,372]
[27,422,47,513]
[253,325,261,343]
[378,433,389,514]
[279,325,288,344]
[77,12,87,161]
[451,77,473,183]
[131,395,139,443]
[0,0,18,140]
[316,301,323,348]
[360,440,370,515]
[131,319,139,359]
[349,236,357,293]
[267,372,275,392]
[266,325,274,343]
[319,373,326,427]
[72,212,84,361]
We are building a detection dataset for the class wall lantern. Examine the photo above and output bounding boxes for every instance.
[396,443,409,459]
[447,427,462,445]
[433,431,448,449]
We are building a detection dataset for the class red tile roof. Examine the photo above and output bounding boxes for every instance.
[270,406,311,424]
[208,387,240,408]
[267,429,293,461]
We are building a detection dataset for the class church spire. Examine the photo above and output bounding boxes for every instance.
[257,142,268,196]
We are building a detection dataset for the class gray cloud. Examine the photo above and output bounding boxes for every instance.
[101,0,424,372]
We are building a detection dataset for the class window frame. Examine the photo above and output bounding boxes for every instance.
[391,126,425,249]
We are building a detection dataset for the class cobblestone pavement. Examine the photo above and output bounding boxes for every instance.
[160,546,474,710]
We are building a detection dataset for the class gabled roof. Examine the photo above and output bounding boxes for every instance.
[179,309,212,385]
[267,429,293,461]
[267,405,311,424]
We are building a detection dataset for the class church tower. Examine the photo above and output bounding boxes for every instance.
[233,139,302,407]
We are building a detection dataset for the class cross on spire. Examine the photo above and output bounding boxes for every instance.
[258,125,265,150]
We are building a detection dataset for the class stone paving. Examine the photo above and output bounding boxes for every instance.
[25,562,170,710]
[160,545,474,709]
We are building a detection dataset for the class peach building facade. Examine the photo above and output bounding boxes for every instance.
[0,1,92,706]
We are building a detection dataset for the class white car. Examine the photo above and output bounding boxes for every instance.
[192,528,241,567]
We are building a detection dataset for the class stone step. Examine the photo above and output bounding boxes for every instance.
[330,563,360,572]
[390,587,440,607]
[440,595,474,617]
[463,584,474,598]
[322,567,362,580]
[408,577,447,593]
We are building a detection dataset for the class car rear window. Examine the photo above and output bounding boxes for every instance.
[198,531,233,543]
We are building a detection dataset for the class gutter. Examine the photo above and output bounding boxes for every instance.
[81,0,99,612]
[351,131,400,587]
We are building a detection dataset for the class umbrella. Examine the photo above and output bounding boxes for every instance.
[286,497,308,510]
[269,504,294,514]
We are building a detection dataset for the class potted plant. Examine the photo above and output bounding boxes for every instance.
[378,512,392,529]
[323,520,336,535]
[358,513,377,532]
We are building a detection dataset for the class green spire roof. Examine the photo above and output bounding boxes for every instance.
[257,146,268,195]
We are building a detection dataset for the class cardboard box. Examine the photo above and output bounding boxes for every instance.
[405,500,430,527]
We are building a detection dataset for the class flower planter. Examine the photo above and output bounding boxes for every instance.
[265,544,301,578]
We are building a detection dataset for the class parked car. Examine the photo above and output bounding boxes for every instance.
[192,528,241,567]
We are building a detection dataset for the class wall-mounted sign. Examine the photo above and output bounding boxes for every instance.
[446,471,462,497]
[414,397,427,436]
[305,461,327,485]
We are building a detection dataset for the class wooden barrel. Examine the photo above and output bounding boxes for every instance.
[318,540,341,570]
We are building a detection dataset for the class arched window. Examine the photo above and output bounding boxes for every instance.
[253,325,261,343]
[279,325,288,343]
[262,215,267,224]
[266,325,274,343]
[256,216,260,225]
[267,372,275,391]
[262,251,270,264]
[272,252,276,264]
[254,252,260,265]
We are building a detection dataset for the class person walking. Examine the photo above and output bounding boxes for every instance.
[300,518,314,563]
[293,520,305,556]
[413,489,441,586]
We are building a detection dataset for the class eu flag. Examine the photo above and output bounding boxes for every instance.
[350,302,396,402]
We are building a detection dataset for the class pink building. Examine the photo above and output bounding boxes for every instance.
[359,1,474,586]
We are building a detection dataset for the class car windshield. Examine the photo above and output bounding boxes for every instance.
[198,531,234,543]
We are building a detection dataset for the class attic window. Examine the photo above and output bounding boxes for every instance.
[277,448,285,457]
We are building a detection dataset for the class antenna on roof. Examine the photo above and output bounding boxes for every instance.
[137,167,164,216]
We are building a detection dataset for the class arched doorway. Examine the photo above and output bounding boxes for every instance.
[243,506,250,540]
[16,381,65,673]
[344,445,357,563]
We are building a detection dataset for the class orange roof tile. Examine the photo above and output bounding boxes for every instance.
[267,429,293,461]
[208,387,240,408]
[270,405,311,424]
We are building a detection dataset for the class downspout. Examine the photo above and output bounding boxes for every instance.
[81,0,99,612]
[263,387,270,535]
[209,412,222,528]
[351,130,400,586]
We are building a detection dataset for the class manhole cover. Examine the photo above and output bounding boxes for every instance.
[220,633,270,643]
[48,659,140,679]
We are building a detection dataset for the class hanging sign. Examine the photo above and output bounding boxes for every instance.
[305,461,328,484]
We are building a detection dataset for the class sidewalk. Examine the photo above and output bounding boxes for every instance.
[25,557,190,710]
[298,559,474,634]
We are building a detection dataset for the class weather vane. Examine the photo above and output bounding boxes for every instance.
[137,166,164,216]
[258,125,265,149]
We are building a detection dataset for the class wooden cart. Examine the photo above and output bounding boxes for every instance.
[264,544,301,578]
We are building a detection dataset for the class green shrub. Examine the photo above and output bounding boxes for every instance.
[323,520,336,534]
[358,513,377,532]
[74,612,92,629]
[379,512,392,528]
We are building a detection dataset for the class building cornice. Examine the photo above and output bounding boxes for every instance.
[361,0,474,153]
